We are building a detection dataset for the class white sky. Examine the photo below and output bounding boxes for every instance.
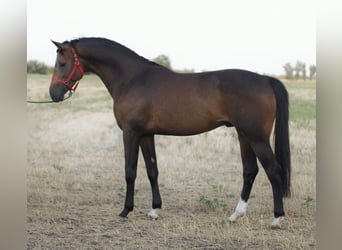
[27,0,315,75]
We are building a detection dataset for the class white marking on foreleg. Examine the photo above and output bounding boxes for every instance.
[228,198,248,222]
[147,208,159,219]
[271,216,284,229]
[150,157,155,164]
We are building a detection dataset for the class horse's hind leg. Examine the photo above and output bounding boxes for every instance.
[249,138,285,228]
[140,135,162,219]
[229,130,259,222]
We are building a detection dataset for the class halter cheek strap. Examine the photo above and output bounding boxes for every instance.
[52,48,84,92]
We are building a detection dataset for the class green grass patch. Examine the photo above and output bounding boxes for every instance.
[284,80,316,130]
[283,80,316,90]
[289,98,316,122]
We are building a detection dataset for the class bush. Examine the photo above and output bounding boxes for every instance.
[27,60,53,74]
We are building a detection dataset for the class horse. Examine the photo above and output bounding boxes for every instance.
[49,37,290,228]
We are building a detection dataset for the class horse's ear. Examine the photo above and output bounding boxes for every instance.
[51,40,64,52]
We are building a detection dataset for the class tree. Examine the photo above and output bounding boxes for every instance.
[27,60,52,74]
[294,61,301,80]
[309,65,316,80]
[295,61,306,80]
[302,63,307,80]
[283,63,294,80]
[152,54,172,69]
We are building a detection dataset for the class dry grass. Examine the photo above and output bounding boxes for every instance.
[27,74,316,249]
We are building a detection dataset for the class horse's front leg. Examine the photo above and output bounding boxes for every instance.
[140,135,162,219]
[119,130,140,218]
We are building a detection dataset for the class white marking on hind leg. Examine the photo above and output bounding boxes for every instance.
[147,208,159,219]
[228,198,248,222]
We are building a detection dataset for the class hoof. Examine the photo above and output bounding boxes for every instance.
[228,198,248,222]
[119,208,131,218]
[271,216,284,229]
[147,209,159,219]
[228,210,246,222]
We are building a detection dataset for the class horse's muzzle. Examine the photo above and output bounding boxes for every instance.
[49,84,67,102]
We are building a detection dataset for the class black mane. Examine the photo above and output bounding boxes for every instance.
[66,37,161,67]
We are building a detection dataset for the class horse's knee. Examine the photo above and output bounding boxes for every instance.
[125,169,137,183]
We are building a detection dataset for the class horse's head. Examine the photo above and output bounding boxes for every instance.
[50,40,84,102]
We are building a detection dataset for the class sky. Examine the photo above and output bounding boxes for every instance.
[27,0,316,75]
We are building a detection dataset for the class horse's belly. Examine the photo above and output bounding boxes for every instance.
[148,111,226,136]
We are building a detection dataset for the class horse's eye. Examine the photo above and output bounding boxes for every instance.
[59,62,66,67]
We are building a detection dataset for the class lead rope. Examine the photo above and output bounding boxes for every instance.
[27,90,74,104]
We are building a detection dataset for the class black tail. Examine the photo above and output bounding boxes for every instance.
[270,77,291,197]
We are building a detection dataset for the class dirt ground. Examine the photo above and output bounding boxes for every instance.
[27,74,316,249]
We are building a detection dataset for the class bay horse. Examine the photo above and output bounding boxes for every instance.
[49,37,290,228]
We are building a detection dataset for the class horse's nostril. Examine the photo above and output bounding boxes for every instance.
[51,94,63,102]
[49,84,66,102]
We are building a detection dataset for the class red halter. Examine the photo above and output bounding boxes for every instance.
[52,48,84,92]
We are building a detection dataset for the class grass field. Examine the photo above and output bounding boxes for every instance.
[27,74,316,249]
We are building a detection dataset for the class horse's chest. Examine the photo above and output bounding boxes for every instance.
[113,98,149,131]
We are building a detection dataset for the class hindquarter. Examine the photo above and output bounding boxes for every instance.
[217,70,277,138]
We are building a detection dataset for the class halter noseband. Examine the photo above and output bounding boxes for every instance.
[52,48,84,92]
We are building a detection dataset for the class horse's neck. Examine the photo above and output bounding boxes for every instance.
[82,50,147,100]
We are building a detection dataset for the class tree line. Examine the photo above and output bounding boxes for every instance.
[283,61,316,80]
[27,57,316,80]
[27,60,53,74]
